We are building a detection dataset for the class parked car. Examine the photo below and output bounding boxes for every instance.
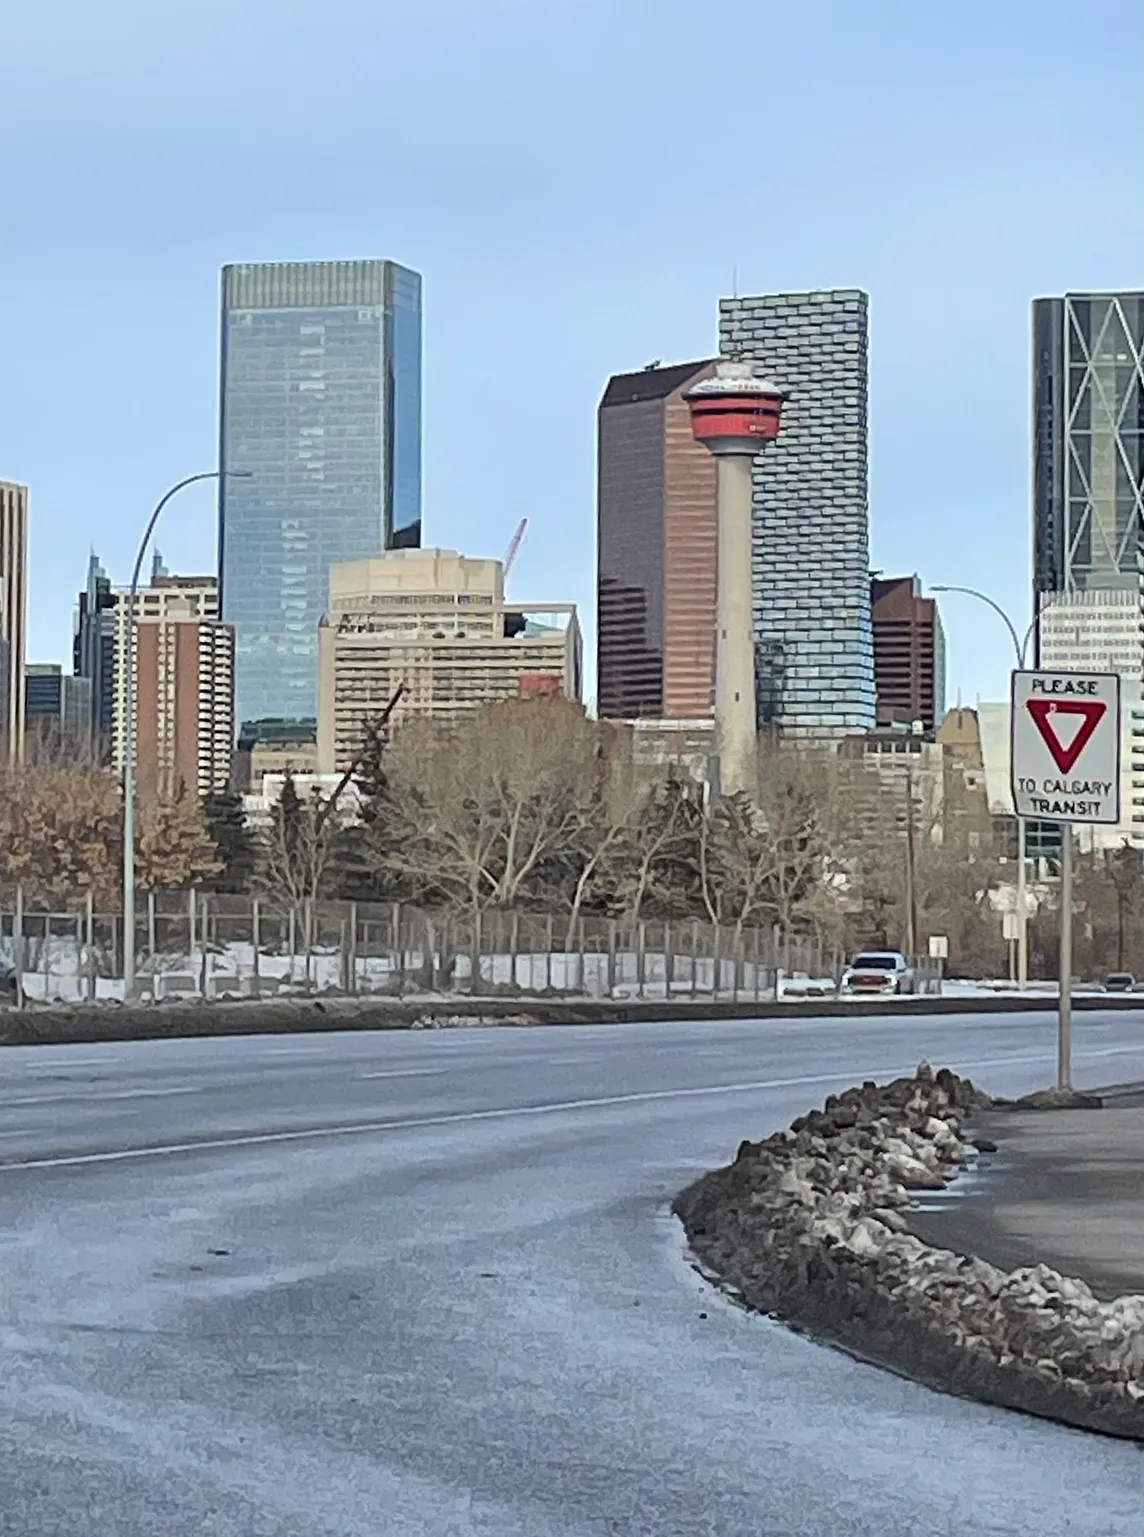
[0,960,16,1002]
[840,950,916,997]
[1103,972,1136,993]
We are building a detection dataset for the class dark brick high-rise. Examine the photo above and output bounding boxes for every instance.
[870,575,945,733]
[596,361,718,719]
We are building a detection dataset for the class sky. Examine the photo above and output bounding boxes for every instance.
[1,0,1141,710]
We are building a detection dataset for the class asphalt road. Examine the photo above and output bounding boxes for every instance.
[0,1011,1142,1537]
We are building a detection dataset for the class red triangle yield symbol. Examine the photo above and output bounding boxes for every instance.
[1026,698,1106,774]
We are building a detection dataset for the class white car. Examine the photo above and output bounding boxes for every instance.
[840,950,916,997]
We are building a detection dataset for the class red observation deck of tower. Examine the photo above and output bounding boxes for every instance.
[684,360,787,797]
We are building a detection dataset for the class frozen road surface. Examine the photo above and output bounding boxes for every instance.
[0,1014,1141,1536]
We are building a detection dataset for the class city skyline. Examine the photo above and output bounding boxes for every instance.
[5,0,1138,715]
[20,273,1144,727]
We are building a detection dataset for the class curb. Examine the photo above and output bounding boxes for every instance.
[0,989,1140,1047]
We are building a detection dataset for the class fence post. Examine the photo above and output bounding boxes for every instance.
[339,918,348,991]
[544,915,553,992]
[636,921,647,999]
[199,892,209,997]
[471,911,482,995]
[303,897,314,988]
[509,910,520,992]
[251,898,261,997]
[85,889,96,1001]
[712,924,721,1000]
[753,927,761,1003]
[606,919,616,997]
[393,903,405,995]
[13,885,24,1010]
[663,921,674,1001]
[41,912,51,1000]
[691,918,700,999]
[187,886,197,974]
[348,902,358,993]
[147,890,157,985]
[74,908,83,1004]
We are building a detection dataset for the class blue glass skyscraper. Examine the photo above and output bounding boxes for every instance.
[218,259,422,727]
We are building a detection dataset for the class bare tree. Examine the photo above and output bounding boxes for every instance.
[371,698,604,919]
[599,774,705,921]
[710,742,842,939]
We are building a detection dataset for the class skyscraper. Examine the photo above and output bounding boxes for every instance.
[596,360,718,720]
[0,480,28,764]
[870,576,946,734]
[718,291,875,735]
[72,551,118,762]
[1033,292,1144,607]
[218,259,423,726]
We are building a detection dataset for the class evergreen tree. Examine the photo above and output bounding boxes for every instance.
[333,726,393,902]
[203,790,257,894]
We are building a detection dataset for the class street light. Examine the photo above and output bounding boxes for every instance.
[932,584,1035,988]
[122,470,251,998]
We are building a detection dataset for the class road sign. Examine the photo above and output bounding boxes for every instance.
[1002,912,1020,942]
[1011,670,1121,825]
[927,935,948,959]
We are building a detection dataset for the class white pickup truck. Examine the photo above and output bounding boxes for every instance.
[840,950,916,997]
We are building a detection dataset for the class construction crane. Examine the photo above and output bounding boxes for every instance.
[503,518,528,587]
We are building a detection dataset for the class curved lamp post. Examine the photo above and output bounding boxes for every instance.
[932,584,1035,988]
[122,470,251,997]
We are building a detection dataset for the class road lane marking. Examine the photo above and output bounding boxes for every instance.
[0,1086,201,1107]
[358,1068,448,1080]
[0,1044,1136,1173]
[19,1057,118,1070]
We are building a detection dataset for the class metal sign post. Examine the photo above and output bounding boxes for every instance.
[1058,827,1073,1089]
[1011,669,1121,1090]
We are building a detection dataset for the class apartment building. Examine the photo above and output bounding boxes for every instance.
[317,548,581,771]
[112,574,235,799]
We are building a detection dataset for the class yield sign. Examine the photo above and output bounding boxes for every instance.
[1026,698,1106,774]
[1011,670,1121,826]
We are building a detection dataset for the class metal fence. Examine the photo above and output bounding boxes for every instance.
[0,892,942,1005]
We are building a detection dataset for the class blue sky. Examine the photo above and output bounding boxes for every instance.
[1,0,1140,708]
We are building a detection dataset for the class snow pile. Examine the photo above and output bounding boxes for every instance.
[674,1064,1144,1439]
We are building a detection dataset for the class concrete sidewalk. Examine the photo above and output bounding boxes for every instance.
[910,1088,1144,1301]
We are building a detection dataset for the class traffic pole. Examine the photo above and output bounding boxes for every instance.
[1057,823,1073,1090]
[1016,814,1028,988]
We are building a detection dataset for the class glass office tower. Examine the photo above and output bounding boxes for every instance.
[1033,292,1144,604]
[219,259,422,726]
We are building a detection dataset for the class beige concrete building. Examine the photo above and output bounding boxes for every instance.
[0,481,28,764]
[838,726,947,840]
[112,575,234,799]
[318,549,582,771]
